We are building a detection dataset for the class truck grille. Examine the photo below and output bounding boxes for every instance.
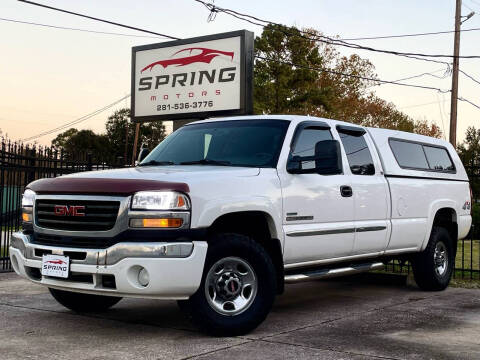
[35,199,120,231]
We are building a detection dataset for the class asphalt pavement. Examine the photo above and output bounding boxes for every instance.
[0,272,479,360]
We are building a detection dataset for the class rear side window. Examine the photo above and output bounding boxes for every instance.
[389,139,455,172]
[338,132,375,175]
[423,146,455,171]
[389,140,429,169]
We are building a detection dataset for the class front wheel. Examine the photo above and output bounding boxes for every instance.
[411,226,455,291]
[49,288,122,312]
[183,233,277,336]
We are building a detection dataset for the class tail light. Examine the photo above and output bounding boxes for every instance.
[470,185,473,215]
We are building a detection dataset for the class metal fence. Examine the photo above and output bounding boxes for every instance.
[385,230,479,281]
[0,139,123,272]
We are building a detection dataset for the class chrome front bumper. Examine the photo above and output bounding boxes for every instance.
[9,232,208,300]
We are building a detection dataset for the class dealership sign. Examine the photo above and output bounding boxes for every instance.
[131,30,254,122]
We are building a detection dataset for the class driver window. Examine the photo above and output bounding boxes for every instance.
[291,127,333,169]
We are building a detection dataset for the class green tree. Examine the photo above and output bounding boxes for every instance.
[254,25,330,114]
[457,126,480,166]
[458,126,480,200]
[254,24,441,138]
[52,128,111,162]
[51,108,166,164]
[105,108,166,164]
[51,128,79,150]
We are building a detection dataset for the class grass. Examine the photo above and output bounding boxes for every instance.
[450,278,480,289]
[455,239,480,271]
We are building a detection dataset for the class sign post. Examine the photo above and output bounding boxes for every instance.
[131,30,254,123]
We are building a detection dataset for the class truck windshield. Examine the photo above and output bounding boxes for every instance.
[140,119,290,168]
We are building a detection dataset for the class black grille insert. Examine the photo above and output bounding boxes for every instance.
[32,233,117,249]
[35,199,120,231]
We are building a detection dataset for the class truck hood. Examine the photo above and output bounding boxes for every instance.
[27,166,260,195]
[64,165,260,181]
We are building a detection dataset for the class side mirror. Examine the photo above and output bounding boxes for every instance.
[287,140,342,175]
[137,148,150,163]
[314,140,342,175]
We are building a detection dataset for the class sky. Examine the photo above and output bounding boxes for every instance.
[1,0,479,146]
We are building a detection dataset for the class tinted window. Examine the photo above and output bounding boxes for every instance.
[291,128,333,169]
[339,132,375,175]
[424,146,455,171]
[142,120,290,168]
[389,140,429,169]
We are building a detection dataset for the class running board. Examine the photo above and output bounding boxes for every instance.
[284,262,384,284]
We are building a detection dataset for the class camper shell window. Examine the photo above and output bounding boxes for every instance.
[389,138,455,173]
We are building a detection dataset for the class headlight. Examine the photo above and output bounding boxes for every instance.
[131,191,190,211]
[21,189,35,224]
[22,189,35,207]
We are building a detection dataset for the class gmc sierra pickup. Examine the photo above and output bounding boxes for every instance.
[10,115,472,335]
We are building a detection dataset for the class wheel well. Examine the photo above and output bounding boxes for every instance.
[432,208,458,253]
[208,211,284,294]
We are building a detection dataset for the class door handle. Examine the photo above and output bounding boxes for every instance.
[340,185,353,197]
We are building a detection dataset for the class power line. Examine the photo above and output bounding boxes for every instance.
[399,99,449,110]
[459,69,480,85]
[17,0,180,40]
[255,55,480,110]
[22,95,130,142]
[0,17,165,38]
[371,68,450,88]
[459,97,480,110]
[339,27,480,41]
[462,2,475,12]
[193,0,480,60]
[255,54,452,91]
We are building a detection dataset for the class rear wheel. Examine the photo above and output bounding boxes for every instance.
[183,233,276,336]
[49,288,122,312]
[411,226,455,291]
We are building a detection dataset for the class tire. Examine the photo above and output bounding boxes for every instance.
[183,233,277,336]
[49,288,122,312]
[411,226,455,291]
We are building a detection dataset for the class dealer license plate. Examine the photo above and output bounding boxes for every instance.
[41,254,70,278]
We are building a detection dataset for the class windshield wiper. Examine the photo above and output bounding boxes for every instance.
[138,160,174,166]
[180,159,231,166]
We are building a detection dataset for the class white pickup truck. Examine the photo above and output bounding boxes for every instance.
[10,115,471,335]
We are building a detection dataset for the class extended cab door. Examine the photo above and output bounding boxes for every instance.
[278,121,355,266]
[336,125,390,255]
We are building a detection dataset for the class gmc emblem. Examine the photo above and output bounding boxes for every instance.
[54,205,85,217]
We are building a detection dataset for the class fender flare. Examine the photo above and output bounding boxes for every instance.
[195,196,284,247]
[421,199,458,251]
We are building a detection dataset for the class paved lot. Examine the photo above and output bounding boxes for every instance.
[0,272,479,360]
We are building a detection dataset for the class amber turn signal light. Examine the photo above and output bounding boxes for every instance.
[22,212,32,223]
[130,218,183,228]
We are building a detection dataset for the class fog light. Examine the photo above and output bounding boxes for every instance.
[138,267,149,287]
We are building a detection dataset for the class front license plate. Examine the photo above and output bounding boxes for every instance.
[41,254,70,278]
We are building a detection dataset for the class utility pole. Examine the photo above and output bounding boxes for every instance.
[449,0,462,147]
[131,123,140,165]
[124,118,129,165]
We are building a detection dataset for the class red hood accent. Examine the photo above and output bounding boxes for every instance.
[27,178,189,195]
[141,47,234,72]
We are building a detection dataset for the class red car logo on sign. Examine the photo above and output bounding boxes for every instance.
[45,259,66,265]
[54,205,85,217]
[141,47,234,73]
